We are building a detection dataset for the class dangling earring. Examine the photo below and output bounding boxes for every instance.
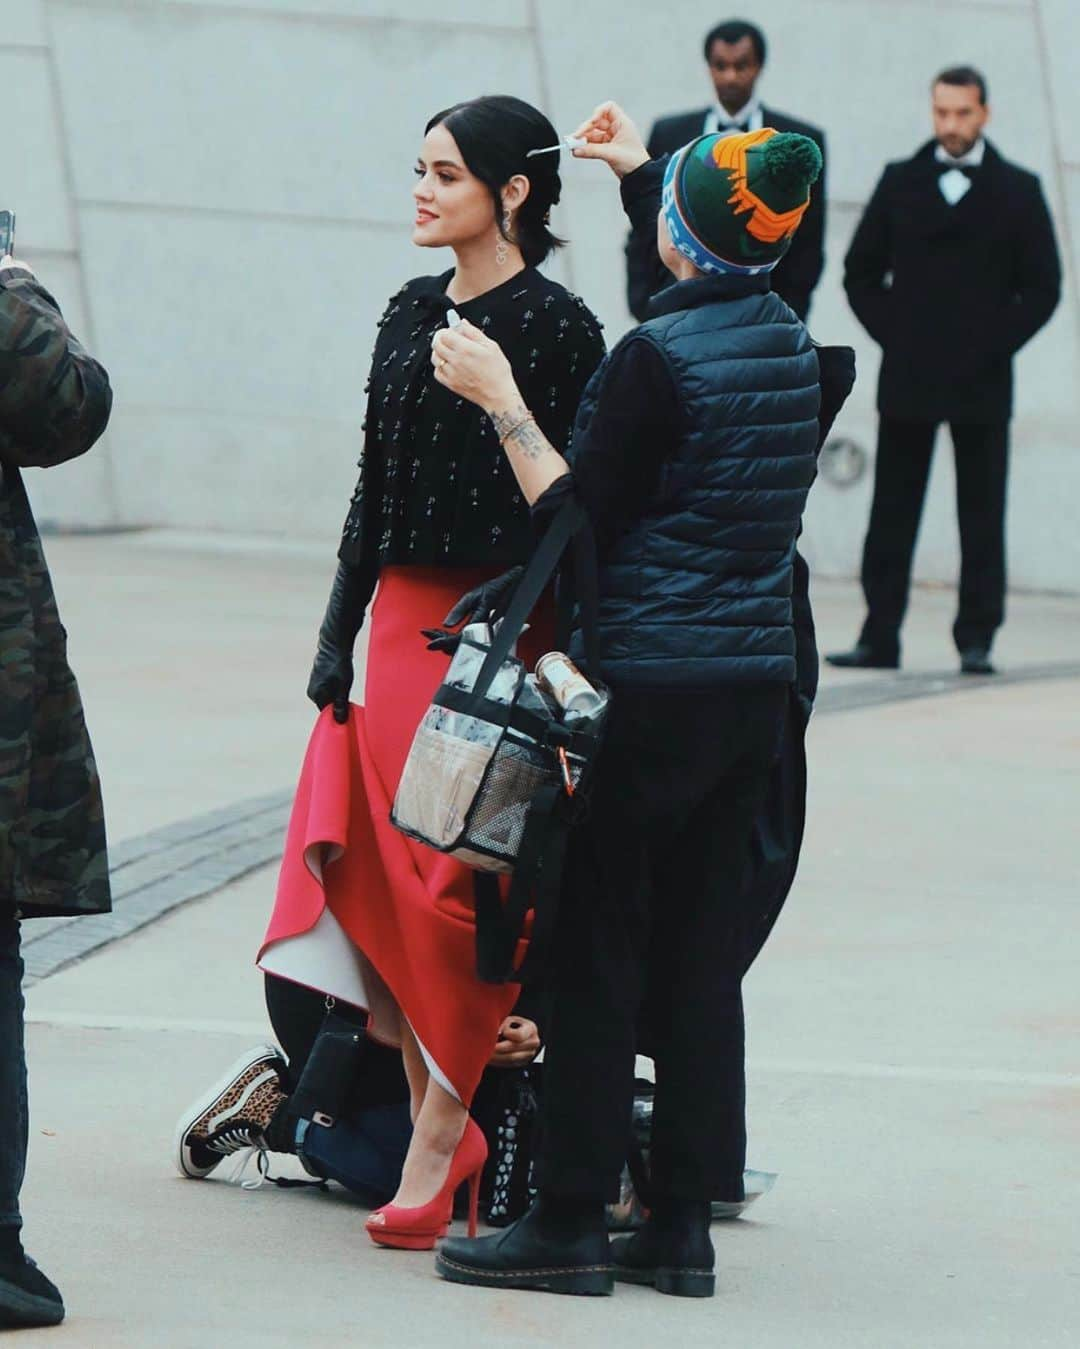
[496,209,511,266]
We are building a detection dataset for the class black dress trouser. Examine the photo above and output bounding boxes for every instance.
[535,682,788,1203]
[0,908,27,1238]
[859,417,1010,656]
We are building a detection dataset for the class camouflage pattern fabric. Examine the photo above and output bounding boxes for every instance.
[0,268,112,918]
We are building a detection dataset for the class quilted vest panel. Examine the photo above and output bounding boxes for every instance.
[571,290,819,686]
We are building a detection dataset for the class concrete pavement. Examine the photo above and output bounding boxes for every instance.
[9,530,1080,1346]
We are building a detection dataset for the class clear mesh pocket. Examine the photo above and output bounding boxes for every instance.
[462,739,558,863]
[462,737,586,864]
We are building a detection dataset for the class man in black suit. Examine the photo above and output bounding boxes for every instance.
[828,67,1061,675]
[626,18,826,321]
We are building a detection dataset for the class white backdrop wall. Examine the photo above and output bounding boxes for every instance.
[6,0,1079,591]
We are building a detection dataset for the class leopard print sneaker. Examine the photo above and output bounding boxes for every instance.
[174,1045,288,1179]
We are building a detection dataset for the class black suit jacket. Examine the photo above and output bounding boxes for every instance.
[844,139,1061,423]
[625,105,827,322]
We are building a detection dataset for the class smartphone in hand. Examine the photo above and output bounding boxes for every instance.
[0,211,15,257]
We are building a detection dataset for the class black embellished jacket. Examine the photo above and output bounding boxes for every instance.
[338,267,605,573]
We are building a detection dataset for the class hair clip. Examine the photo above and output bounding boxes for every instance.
[526,135,587,159]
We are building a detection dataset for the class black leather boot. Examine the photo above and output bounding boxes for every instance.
[610,1198,715,1298]
[959,646,996,675]
[825,642,900,670]
[435,1196,614,1296]
[0,1252,65,1329]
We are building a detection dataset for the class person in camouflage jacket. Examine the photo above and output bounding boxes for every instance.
[1,255,112,1329]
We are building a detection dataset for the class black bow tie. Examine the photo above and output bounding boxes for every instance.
[719,119,750,133]
[939,163,976,179]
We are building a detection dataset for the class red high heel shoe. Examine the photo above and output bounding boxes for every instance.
[366,1118,488,1251]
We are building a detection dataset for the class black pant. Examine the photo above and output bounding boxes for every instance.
[536,683,787,1203]
[859,417,1009,655]
[1,909,26,1239]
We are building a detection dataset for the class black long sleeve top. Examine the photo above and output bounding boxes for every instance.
[338,266,605,573]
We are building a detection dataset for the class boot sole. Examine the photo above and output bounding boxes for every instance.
[614,1264,716,1298]
[172,1043,281,1178]
[824,657,899,670]
[435,1253,614,1296]
[0,1279,66,1328]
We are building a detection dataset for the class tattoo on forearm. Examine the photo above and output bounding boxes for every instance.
[488,403,529,440]
[487,402,556,462]
[506,419,553,461]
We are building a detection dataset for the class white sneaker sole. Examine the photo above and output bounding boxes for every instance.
[173,1043,282,1179]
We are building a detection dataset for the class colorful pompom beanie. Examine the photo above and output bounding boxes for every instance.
[661,127,823,276]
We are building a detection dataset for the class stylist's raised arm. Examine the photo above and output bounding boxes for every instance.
[568,101,651,179]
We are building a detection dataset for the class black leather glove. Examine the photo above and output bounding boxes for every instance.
[421,565,524,655]
[307,559,377,722]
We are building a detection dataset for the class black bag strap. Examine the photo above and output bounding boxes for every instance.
[474,780,571,984]
[510,792,574,984]
[433,683,600,757]
[471,498,584,702]
[473,872,507,981]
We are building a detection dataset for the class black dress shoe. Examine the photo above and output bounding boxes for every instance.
[0,1255,65,1329]
[611,1200,715,1298]
[825,643,900,670]
[435,1200,614,1296]
[959,647,997,675]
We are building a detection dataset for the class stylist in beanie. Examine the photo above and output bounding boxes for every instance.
[430,103,835,1298]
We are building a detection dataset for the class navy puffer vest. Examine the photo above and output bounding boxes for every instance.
[571,274,819,686]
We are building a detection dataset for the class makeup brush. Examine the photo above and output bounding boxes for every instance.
[526,135,588,159]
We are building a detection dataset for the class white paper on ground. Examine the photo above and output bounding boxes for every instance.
[712,1169,779,1219]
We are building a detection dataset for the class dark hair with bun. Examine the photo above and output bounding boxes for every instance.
[425,95,566,267]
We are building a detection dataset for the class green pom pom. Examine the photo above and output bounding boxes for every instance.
[762,134,822,191]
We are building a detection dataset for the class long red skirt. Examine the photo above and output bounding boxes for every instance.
[259,566,551,1106]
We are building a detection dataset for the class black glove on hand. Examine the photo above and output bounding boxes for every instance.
[307,559,377,722]
[421,565,524,655]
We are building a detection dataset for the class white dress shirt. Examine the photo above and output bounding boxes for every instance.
[703,98,764,138]
[934,138,986,169]
[935,138,986,205]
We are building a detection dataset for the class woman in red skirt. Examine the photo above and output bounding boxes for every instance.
[257,96,604,1248]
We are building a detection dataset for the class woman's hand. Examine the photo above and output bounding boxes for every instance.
[431,320,519,411]
[488,1016,541,1069]
[435,317,570,506]
[569,101,650,179]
